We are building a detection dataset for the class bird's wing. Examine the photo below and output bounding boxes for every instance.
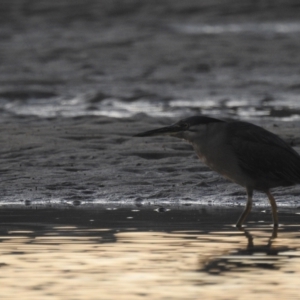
[227,121,300,182]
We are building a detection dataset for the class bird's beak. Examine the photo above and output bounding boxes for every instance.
[134,124,181,137]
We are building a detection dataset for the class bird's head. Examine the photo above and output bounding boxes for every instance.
[134,116,225,140]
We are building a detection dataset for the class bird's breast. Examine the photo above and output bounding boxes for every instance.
[186,123,250,185]
[195,145,249,187]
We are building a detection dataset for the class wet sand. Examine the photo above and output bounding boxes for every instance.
[1,114,300,209]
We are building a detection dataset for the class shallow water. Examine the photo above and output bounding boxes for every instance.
[0,205,299,299]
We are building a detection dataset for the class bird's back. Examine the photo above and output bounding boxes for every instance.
[226,121,300,190]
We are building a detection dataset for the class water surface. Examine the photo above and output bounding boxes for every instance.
[0,205,299,299]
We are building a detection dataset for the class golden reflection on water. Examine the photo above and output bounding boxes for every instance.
[0,208,299,299]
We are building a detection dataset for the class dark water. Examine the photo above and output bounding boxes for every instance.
[0,205,299,299]
[1,2,300,121]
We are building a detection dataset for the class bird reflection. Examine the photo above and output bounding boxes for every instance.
[198,227,295,274]
[238,226,278,249]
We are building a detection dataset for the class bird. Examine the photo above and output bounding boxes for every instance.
[134,115,300,227]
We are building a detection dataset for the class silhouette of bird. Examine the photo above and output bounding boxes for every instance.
[135,116,300,227]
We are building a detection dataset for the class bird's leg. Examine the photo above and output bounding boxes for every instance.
[236,188,253,227]
[265,190,278,227]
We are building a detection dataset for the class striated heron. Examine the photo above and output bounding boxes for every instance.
[135,116,300,227]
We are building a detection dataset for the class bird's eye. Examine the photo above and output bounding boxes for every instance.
[180,123,189,130]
